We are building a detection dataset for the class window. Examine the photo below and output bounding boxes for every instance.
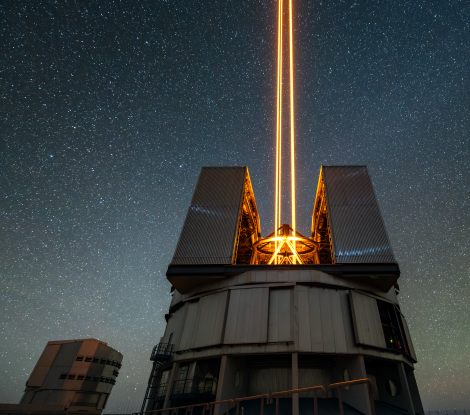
[85,376,92,381]
[100,358,107,364]
[85,357,92,362]
[93,376,100,382]
[377,300,408,355]
[93,358,99,363]
[59,374,67,379]
[76,356,84,361]
[77,375,85,380]
[116,362,122,369]
[113,370,119,377]
[67,374,76,380]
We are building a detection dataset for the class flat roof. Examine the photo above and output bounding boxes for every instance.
[47,338,108,346]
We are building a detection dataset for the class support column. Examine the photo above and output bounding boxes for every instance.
[406,368,424,415]
[163,361,180,409]
[397,362,416,415]
[214,355,228,415]
[292,353,299,415]
[335,355,372,415]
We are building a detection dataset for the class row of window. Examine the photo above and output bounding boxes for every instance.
[59,373,117,385]
[75,356,122,368]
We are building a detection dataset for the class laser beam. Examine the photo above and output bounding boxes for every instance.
[273,0,297,265]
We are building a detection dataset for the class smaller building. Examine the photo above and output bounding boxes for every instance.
[16,338,122,414]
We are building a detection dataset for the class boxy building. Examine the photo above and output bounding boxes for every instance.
[15,338,122,414]
[141,166,423,415]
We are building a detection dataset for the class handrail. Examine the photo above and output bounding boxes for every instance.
[208,399,234,415]
[270,386,326,415]
[151,343,174,360]
[135,380,379,415]
[134,404,191,415]
[189,402,210,415]
[327,379,375,415]
[233,394,270,415]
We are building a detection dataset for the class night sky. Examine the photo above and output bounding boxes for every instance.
[1,0,469,412]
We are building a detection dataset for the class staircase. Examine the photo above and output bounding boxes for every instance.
[140,343,174,412]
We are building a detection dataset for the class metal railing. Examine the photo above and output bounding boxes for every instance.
[328,379,375,415]
[209,399,234,415]
[234,394,270,415]
[151,343,174,361]
[134,379,374,415]
[271,386,326,415]
[190,402,211,415]
[141,344,175,413]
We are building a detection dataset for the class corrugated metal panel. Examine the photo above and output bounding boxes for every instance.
[323,166,396,263]
[171,167,246,265]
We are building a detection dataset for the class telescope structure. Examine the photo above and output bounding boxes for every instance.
[141,165,423,415]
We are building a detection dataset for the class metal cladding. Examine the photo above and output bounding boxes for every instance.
[171,167,247,265]
[322,166,396,263]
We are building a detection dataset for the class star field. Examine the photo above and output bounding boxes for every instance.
[1,0,469,412]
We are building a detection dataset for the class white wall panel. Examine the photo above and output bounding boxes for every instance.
[297,286,351,353]
[297,286,311,350]
[268,288,292,342]
[297,286,324,352]
[308,287,324,352]
[179,301,199,350]
[163,306,187,349]
[349,290,386,349]
[193,291,228,348]
[329,289,348,353]
[224,288,268,344]
[319,288,336,352]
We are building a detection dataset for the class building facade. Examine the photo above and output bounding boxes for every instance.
[18,338,122,414]
[142,166,423,415]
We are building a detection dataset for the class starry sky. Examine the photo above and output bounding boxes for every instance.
[1,0,469,412]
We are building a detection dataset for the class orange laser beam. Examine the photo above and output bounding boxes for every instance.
[275,0,283,264]
[272,0,298,266]
[288,0,296,263]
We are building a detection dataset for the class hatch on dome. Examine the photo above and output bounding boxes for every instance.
[170,166,261,266]
[312,165,396,264]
